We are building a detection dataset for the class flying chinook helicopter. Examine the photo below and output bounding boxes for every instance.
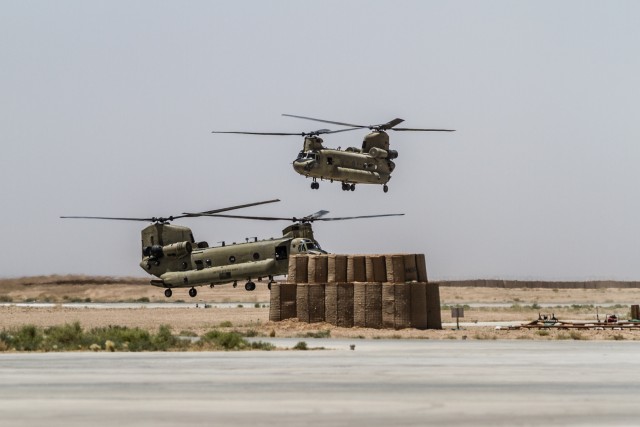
[212,114,454,193]
[61,200,404,298]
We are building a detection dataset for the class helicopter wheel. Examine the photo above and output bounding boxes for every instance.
[350,184,356,191]
[341,183,349,191]
[245,281,256,291]
[310,182,319,190]
[164,289,172,298]
[189,287,197,298]
[383,185,388,193]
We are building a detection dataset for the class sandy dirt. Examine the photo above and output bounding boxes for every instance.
[1,275,639,340]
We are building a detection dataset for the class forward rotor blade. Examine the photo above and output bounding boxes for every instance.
[282,114,366,129]
[197,212,404,222]
[393,127,455,132]
[312,213,405,221]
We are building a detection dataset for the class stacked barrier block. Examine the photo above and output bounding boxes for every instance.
[270,253,441,330]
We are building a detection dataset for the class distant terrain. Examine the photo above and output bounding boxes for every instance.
[1,275,639,341]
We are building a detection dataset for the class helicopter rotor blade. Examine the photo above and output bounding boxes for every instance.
[62,199,281,223]
[392,127,456,132]
[312,213,405,221]
[282,114,367,129]
[211,128,359,137]
[212,131,308,136]
[283,114,453,132]
[190,199,281,216]
[60,215,159,222]
[195,212,404,223]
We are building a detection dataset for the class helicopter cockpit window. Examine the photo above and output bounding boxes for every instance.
[298,243,306,252]
[297,151,305,159]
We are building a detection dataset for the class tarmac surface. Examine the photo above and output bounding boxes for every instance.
[1,339,640,426]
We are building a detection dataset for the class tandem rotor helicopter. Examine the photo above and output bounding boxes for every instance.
[212,114,454,193]
[61,199,403,298]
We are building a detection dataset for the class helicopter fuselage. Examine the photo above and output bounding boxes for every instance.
[292,132,397,191]
[138,223,325,295]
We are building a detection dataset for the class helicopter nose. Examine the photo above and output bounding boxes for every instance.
[293,159,314,173]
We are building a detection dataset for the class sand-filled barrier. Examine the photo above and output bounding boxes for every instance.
[271,253,441,329]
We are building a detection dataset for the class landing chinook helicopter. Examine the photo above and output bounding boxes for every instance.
[61,199,403,298]
[212,114,454,193]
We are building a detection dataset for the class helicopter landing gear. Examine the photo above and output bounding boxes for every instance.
[383,184,388,193]
[311,181,319,190]
[209,284,215,288]
[268,275,275,290]
[164,289,172,298]
[189,287,197,298]
[232,280,237,288]
[245,281,256,291]
[350,184,356,191]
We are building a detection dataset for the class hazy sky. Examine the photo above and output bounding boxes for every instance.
[2,1,639,280]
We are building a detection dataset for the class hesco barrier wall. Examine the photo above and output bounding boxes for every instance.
[270,254,441,330]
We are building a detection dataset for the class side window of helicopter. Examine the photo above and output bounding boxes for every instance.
[194,259,204,270]
[275,245,287,260]
[327,157,333,165]
[229,255,236,263]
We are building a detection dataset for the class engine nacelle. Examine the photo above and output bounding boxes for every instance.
[369,147,399,159]
[162,241,193,258]
[144,241,192,259]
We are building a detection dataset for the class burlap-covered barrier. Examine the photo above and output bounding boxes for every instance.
[385,254,406,283]
[631,305,640,321]
[426,282,442,329]
[269,283,297,322]
[296,283,325,323]
[381,283,411,329]
[410,282,428,329]
[403,254,418,282]
[416,254,428,282]
[307,255,328,283]
[328,254,347,283]
[325,283,354,327]
[347,255,366,282]
[287,255,297,283]
[294,255,308,284]
[365,256,387,282]
[354,282,382,328]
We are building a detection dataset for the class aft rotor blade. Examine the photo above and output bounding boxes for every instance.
[306,210,330,220]
[282,114,367,129]
[393,127,455,132]
[211,131,306,136]
[195,214,295,221]
[184,199,281,216]
[60,215,157,222]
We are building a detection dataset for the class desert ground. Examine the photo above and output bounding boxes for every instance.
[1,275,640,340]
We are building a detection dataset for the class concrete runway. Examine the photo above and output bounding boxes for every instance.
[1,340,639,426]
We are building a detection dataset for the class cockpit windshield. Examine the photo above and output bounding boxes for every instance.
[298,239,322,253]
